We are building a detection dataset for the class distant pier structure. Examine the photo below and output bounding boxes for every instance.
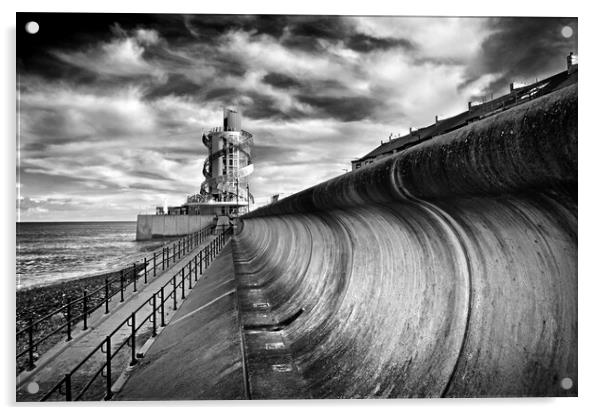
[136,109,254,240]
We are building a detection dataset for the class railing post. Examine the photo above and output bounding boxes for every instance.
[181,268,185,299]
[178,240,181,259]
[188,262,192,288]
[201,250,204,274]
[66,299,72,341]
[172,276,177,310]
[153,252,157,276]
[152,293,157,337]
[144,257,148,284]
[167,247,170,268]
[27,319,35,370]
[65,373,72,401]
[133,264,137,293]
[194,255,198,281]
[105,278,110,314]
[105,336,112,400]
[162,248,165,270]
[160,287,166,327]
[173,243,176,262]
[83,290,88,330]
[120,270,125,302]
[130,313,137,366]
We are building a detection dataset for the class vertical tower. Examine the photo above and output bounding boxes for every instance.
[186,109,254,216]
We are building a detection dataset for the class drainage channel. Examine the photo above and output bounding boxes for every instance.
[231,238,310,399]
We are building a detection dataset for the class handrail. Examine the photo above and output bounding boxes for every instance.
[39,226,232,401]
[17,223,216,373]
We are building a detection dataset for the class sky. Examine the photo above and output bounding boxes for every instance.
[16,14,577,221]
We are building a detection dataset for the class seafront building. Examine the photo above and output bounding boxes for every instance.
[351,53,578,170]
[136,109,254,240]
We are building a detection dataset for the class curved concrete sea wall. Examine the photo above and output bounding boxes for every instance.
[233,84,577,398]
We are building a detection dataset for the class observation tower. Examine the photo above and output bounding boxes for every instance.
[184,108,254,217]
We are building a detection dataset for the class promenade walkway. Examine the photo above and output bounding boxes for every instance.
[116,237,309,400]
[115,243,246,400]
[16,234,221,402]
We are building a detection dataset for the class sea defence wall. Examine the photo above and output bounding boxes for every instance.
[136,214,213,240]
[233,84,577,398]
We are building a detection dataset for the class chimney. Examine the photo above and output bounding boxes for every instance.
[567,52,578,74]
[510,81,528,93]
[468,101,473,111]
[435,115,439,124]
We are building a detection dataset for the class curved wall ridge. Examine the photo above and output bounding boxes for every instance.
[232,83,577,398]
[248,84,576,218]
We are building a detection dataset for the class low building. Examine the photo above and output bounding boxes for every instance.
[352,53,578,171]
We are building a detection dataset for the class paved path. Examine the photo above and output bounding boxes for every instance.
[115,243,246,400]
[16,234,220,402]
[116,237,310,401]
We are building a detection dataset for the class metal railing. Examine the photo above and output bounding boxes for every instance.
[40,227,232,401]
[17,224,215,373]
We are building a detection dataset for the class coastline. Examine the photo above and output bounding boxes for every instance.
[16,264,145,372]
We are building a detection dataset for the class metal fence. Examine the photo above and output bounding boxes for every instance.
[17,224,215,373]
[39,226,232,401]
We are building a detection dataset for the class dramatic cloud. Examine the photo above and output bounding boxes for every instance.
[16,13,577,221]
[463,17,578,95]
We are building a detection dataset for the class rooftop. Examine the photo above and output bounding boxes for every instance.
[354,65,578,164]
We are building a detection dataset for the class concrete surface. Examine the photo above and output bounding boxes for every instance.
[136,214,213,240]
[115,243,247,400]
[232,84,577,398]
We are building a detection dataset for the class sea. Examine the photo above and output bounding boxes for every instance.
[16,222,174,290]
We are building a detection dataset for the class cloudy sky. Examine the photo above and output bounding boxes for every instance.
[16,14,577,221]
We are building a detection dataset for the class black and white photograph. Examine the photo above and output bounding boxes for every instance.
[12,6,581,404]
